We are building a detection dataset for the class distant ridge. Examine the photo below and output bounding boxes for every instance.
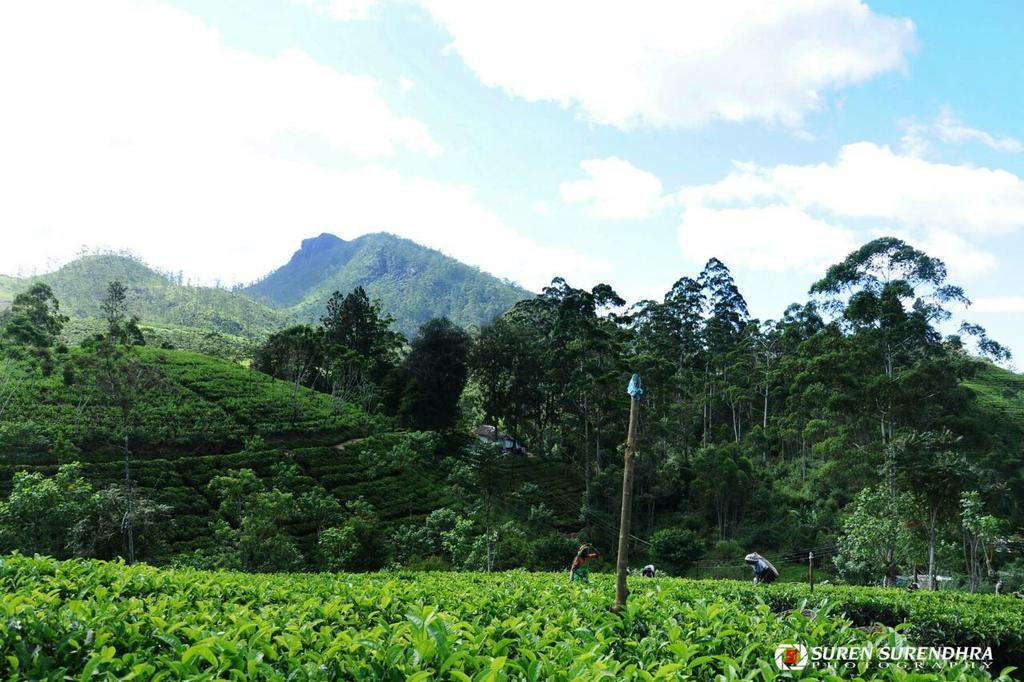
[245,232,531,335]
[2,232,532,343]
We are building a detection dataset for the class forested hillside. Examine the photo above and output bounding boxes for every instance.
[245,232,531,336]
[2,255,286,360]
[0,236,1022,590]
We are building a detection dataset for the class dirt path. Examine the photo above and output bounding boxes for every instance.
[333,437,367,451]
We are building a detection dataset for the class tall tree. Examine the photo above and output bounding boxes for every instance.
[810,238,986,443]
[892,429,969,590]
[0,283,68,420]
[698,259,750,445]
[75,280,158,562]
[320,287,404,407]
[397,317,471,431]
[472,316,543,442]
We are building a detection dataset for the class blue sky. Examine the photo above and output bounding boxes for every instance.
[1,0,1021,361]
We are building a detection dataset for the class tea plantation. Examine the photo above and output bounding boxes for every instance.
[2,554,1020,681]
[0,347,384,461]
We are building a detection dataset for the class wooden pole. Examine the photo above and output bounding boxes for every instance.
[808,551,814,595]
[613,383,641,613]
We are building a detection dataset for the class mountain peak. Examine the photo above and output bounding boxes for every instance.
[299,232,345,254]
[245,232,530,334]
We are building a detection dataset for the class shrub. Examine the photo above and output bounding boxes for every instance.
[706,538,745,561]
[650,528,704,575]
[527,533,578,571]
[0,420,79,463]
[319,525,358,571]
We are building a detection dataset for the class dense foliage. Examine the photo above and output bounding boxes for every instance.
[466,239,1023,589]
[0,435,582,571]
[1,555,1018,680]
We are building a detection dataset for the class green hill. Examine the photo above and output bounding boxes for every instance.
[245,232,532,336]
[18,254,288,339]
[964,362,1024,424]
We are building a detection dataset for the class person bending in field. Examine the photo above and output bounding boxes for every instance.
[570,544,598,583]
[744,552,778,585]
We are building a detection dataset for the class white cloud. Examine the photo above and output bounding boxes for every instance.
[0,0,437,159]
[902,107,1023,157]
[679,204,857,273]
[972,297,1024,313]
[289,0,378,21]
[560,157,670,220]
[0,0,608,292]
[678,143,1024,278]
[416,0,916,129]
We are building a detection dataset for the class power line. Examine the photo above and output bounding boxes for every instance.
[581,507,652,547]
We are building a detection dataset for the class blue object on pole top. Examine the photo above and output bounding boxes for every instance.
[627,374,643,398]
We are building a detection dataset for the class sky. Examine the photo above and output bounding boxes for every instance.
[1,0,1022,361]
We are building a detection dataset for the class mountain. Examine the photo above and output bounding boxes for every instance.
[3,233,532,350]
[245,232,531,336]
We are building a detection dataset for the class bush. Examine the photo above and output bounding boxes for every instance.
[0,420,79,463]
[321,515,385,572]
[706,538,745,562]
[319,526,358,571]
[527,534,577,571]
[650,528,704,575]
[404,555,452,571]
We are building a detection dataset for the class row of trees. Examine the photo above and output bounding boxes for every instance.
[465,238,1019,585]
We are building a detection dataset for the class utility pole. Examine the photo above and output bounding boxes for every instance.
[808,551,814,595]
[123,431,135,565]
[613,374,642,613]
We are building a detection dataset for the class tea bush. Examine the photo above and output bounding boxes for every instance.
[1,554,1018,680]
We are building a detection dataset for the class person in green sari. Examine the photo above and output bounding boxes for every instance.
[569,544,598,583]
